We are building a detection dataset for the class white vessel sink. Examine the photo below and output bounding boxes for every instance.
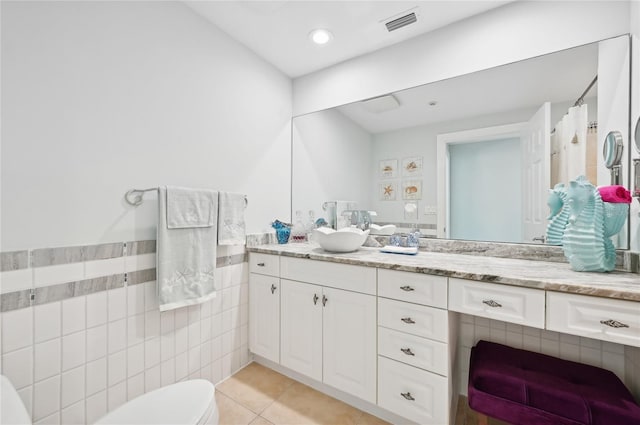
[314,227,369,253]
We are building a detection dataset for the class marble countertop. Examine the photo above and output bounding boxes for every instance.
[248,243,640,302]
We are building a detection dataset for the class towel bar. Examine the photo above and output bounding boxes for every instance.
[124,188,248,207]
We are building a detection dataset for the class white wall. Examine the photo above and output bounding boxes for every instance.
[292,109,372,220]
[293,1,630,116]
[1,1,292,251]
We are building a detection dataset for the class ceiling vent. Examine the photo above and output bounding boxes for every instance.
[385,12,417,32]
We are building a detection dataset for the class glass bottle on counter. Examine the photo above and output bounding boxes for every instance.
[290,210,307,242]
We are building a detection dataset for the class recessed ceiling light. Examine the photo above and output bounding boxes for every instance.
[309,29,333,45]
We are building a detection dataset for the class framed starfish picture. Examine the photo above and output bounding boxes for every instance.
[379,182,397,201]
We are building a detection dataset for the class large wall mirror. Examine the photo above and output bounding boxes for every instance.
[292,35,631,249]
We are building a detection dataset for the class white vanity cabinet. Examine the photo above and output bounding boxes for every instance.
[279,257,377,404]
[376,269,455,425]
[249,253,281,363]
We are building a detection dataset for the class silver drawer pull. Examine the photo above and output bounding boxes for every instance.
[401,392,415,401]
[401,317,415,324]
[313,294,319,305]
[482,299,502,308]
[257,262,265,267]
[400,285,415,292]
[600,319,629,328]
[270,284,277,294]
[400,347,415,356]
[322,295,328,307]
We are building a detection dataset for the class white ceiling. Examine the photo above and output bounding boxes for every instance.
[184,1,513,78]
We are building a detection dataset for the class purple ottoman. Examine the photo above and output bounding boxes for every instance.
[468,340,640,425]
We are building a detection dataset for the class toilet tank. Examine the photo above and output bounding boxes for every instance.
[1,375,32,424]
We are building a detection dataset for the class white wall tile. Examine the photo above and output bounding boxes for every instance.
[33,375,60,421]
[62,331,85,371]
[144,337,160,369]
[85,390,107,424]
[127,284,145,317]
[200,340,212,368]
[144,281,159,312]
[107,381,126,411]
[84,257,124,280]
[86,357,107,396]
[86,292,107,328]
[34,339,60,382]
[0,269,33,293]
[124,253,155,273]
[160,332,175,361]
[211,293,222,316]
[174,307,188,329]
[211,336,222,362]
[602,341,625,355]
[559,342,580,362]
[34,411,59,425]
[127,373,145,401]
[188,322,201,348]
[580,336,601,349]
[188,346,200,374]
[86,324,107,362]
[201,317,212,342]
[34,302,60,343]
[3,346,33,388]
[108,351,126,386]
[34,263,83,287]
[145,364,161,393]
[211,313,222,338]
[61,400,85,425]
[127,343,145,378]
[175,326,188,355]
[188,304,201,324]
[160,358,175,387]
[145,310,160,340]
[211,359,222,384]
[61,366,84,408]
[127,314,145,347]
[108,319,126,354]
[107,287,126,322]
[17,385,33,418]
[160,310,174,334]
[200,299,212,318]
[175,352,188,380]
[62,297,85,335]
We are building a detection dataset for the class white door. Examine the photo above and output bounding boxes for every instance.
[280,279,323,381]
[521,102,551,243]
[249,273,280,363]
[322,287,377,404]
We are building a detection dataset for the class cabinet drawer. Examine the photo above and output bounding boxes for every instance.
[448,278,545,329]
[547,292,640,348]
[378,269,447,308]
[378,356,448,425]
[378,327,448,376]
[378,298,448,343]
[249,253,279,276]
[280,257,376,295]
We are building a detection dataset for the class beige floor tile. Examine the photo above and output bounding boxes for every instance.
[250,417,274,425]
[354,412,390,425]
[217,362,296,414]
[217,391,258,425]
[261,382,363,425]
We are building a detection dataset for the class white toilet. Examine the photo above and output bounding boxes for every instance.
[1,375,219,425]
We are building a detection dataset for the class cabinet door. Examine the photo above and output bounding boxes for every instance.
[322,287,377,404]
[249,273,280,363]
[280,279,323,381]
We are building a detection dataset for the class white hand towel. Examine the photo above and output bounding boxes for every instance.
[217,192,246,245]
[157,186,218,311]
[166,186,216,229]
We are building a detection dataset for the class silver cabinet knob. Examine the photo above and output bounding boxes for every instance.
[257,262,265,267]
[313,294,319,305]
[270,284,277,294]
[322,295,328,307]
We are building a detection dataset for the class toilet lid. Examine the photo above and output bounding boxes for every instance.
[94,379,216,425]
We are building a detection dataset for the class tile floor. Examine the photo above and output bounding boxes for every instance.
[216,362,505,425]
